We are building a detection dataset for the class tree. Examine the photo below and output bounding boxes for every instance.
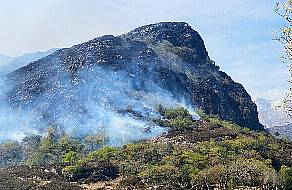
[275,0,292,115]
[279,165,292,189]
[228,159,279,188]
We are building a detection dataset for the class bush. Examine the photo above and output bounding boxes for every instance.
[0,141,23,166]
[280,165,292,190]
[83,146,119,163]
[63,151,80,164]
[168,117,193,129]
[160,106,191,120]
[157,105,195,129]
[228,159,279,188]
[138,164,179,188]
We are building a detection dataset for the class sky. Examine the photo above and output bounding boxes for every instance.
[0,0,290,100]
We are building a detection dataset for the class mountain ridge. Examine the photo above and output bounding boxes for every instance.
[0,54,14,66]
[0,48,58,76]
[3,22,264,140]
[255,97,291,128]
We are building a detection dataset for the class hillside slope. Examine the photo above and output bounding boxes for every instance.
[3,22,264,142]
[0,49,58,76]
[0,54,13,66]
[0,108,291,189]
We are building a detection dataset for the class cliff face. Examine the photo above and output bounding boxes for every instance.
[5,22,264,131]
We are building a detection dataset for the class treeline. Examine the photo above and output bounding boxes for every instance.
[0,127,107,166]
[1,107,292,189]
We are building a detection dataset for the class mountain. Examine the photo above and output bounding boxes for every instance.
[0,54,14,66]
[269,123,292,139]
[255,98,272,112]
[255,97,291,128]
[1,22,264,143]
[0,49,58,76]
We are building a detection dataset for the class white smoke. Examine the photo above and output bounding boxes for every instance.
[0,64,197,145]
[0,76,40,142]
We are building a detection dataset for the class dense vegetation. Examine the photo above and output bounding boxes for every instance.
[1,107,292,189]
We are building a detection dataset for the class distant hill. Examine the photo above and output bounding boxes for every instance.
[269,123,292,139]
[255,97,291,128]
[0,54,14,66]
[255,97,292,139]
[0,49,58,76]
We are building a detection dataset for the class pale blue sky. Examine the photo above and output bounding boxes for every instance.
[0,0,290,99]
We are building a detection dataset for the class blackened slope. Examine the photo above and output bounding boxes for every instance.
[123,22,264,131]
[6,22,263,131]
[123,22,208,65]
[184,70,262,131]
[5,34,189,141]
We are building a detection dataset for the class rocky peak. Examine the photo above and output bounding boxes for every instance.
[122,22,209,65]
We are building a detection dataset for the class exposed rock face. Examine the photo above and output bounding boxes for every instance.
[4,22,264,131]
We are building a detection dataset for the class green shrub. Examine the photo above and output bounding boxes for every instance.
[62,164,83,177]
[0,141,23,165]
[280,165,292,190]
[138,164,180,188]
[169,117,193,128]
[162,107,191,119]
[63,151,80,164]
[157,106,195,129]
[84,146,119,162]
